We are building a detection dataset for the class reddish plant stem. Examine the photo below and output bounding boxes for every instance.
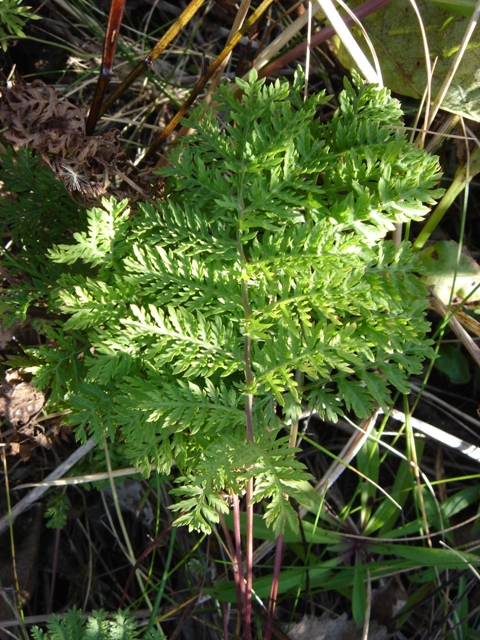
[265,533,284,640]
[119,522,173,608]
[86,0,126,134]
[239,221,255,638]
[219,505,245,617]
[220,601,230,640]
[245,477,254,640]
[242,336,254,638]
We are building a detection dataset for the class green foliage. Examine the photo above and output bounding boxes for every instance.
[0,148,84,326]
[0,0,40,51]
[44,491,70,529]
[30,607,159,640]
[0,147,82,249]
[436,343,471,384]
[2,70,444,534]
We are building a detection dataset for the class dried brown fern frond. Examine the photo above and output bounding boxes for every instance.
[0,75,84,154]
[0,75,121,200]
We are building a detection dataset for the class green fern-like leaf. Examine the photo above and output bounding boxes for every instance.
[0,0,40,50]
[13,69,444,534]
[49,198,130,268]
[31,608,142,640]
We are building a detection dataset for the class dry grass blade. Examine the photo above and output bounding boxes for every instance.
[0,439,96,536]
[430,292,480,367]
[309,408,381,502]
[98,0,206,119]
[207,0,252,96]
[13,467,144,489]
[388,409,480,462]
[315,0,381,84]
[146,0,277,162]
[253,408,381,565]
[257,0,391,79]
